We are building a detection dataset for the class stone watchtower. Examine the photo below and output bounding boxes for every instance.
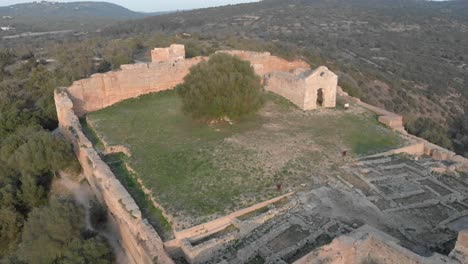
[151,44,186,63]
[265,66,338,110]
[302,66,338,110]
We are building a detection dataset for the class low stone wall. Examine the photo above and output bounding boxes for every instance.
[217,50,310,77]
[451,230,468,263]
[169,193,294,264]
[54,90,174,264]
[66,49,312,117]
[338,86,468,166]
[265,72,307,108]
[294,225,454,264]
[152,44,186,63]
[365,143,426,159]
[66,58,205,116]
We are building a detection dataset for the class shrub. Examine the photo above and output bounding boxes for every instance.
[177,53,264,121]
[406,117,453,150]
[17,198,113,264]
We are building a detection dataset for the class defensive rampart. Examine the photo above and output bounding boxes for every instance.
[66,58,205,116]
[66,49,314,116]
[54,90,174,264]
[216,50,310,77]
[151,44,186,63]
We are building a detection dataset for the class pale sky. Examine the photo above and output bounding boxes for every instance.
[0,0,261,12]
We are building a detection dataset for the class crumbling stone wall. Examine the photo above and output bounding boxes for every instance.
[266,66,338,110]
[54,90,174,264]
[66,47,328,116]
[451,230,468,263]
[294,225,454,264]
[151,44,186,63]
[67,57,204,116]
[217,50,310,77]
[265,72,307,108]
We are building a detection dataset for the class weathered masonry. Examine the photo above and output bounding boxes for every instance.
[66,45,338,117]
[217,49,338,110]
[265,66,338,110]
[151,44,186,63]
[55,90,174,264]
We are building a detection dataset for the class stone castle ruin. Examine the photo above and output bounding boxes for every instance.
[266,66,337,110]
[216,49,337,110]
[55,44,468,264]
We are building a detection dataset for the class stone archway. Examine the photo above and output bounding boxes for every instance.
[317,88,324,107]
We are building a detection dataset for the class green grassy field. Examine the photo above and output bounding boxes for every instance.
[86,90,402,229]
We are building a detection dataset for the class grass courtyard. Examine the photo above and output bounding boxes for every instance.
[85,90,403,230]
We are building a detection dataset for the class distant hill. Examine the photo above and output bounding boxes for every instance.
[0,1,164,32]
[0,1,144,18]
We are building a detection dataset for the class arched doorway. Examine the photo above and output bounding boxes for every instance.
[317,88,324,107]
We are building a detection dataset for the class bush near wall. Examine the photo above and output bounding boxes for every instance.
[177,53,264,121]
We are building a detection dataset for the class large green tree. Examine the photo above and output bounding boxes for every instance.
[406,117,453,150]
[177,53,264,120]
[0,127,79,254]
[0,126,76,176]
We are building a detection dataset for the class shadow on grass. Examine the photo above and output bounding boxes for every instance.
[103,153,174,241]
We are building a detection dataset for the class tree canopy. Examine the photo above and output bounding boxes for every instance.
[177,53,264,121]
[17,198,113,264]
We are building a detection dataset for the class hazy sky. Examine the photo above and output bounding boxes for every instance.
[0,0,261,12]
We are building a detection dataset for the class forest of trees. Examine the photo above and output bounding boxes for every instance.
[0,41,118,262]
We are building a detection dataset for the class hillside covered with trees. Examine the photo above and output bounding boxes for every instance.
[0,39,118,263]
[0,1,160,33]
